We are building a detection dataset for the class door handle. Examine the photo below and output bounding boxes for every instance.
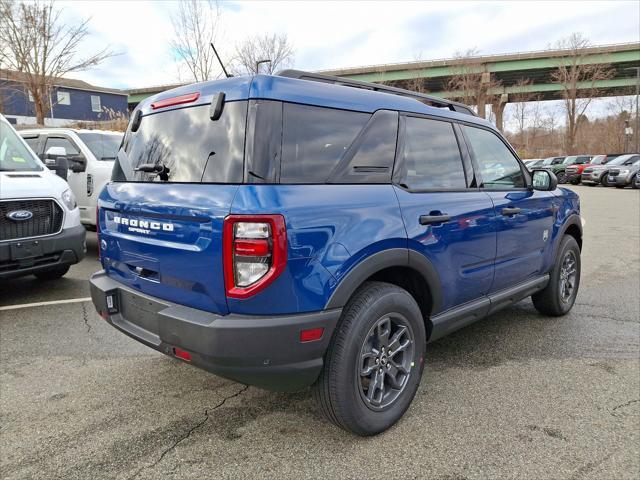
[419,214,451,225]
[501,207,522,216]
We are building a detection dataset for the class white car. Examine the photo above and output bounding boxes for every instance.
[19,128,123,229]
[0,115,85,280]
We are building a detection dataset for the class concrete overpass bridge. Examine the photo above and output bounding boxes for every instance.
[322,43,640,130]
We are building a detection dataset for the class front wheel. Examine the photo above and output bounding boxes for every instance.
[532,235,581,316]
[601,175,611,187]
[557,171,567,184]
[632,173,640,189]
[570,178,580,185]
[313,282,425,436]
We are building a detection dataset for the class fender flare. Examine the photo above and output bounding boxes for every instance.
[324,248,443,314]
[553,213,583,260]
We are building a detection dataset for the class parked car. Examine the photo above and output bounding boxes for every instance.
[524,159,544,171]
[539,156,565,178]
[20,128,123,229]
[543,155,592,184]
[90,71,582,436]
[565,155,615,185]
[607,158,640,188]
[0,114,85,280]
[582,154,640,186]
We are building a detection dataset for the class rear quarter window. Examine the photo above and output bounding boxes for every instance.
[280,104,369,183]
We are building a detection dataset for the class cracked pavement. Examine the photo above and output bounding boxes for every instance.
[1,185,638,479]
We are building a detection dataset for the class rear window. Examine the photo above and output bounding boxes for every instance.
[280,104,369,183]
[114,101,247,183]
[77,132,122,160]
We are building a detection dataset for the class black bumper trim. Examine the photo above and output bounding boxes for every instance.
[0,225,86,279]
[90,271,342,391]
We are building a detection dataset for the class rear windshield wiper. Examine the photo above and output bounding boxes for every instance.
[134,163,170,181]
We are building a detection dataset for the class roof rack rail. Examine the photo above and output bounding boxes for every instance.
[277,69,476,117]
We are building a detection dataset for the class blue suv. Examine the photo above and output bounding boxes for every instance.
[90,71,582,436]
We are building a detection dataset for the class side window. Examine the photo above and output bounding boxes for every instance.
[280,104,369,183]
[463,125,525,189]
[44,137,81,156]
[22,136,40,153]
[328,110,398,184]
[396,116,466,190]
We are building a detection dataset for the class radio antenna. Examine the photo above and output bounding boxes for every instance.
[210,42,231,78]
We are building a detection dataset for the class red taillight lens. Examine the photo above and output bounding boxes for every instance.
[223,215,287,299]
[151,92,200,110]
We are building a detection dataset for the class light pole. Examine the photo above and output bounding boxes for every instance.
[626,67,640,153]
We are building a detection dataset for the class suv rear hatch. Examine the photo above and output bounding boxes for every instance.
[98,97,248,315]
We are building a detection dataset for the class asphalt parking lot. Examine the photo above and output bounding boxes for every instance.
[1,185,638,480]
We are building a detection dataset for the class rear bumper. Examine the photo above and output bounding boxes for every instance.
[0,225,86,279]
[90,271,341,391]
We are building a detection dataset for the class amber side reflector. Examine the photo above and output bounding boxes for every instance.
[151,92,200,110]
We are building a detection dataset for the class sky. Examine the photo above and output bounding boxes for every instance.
[59,0,640,90]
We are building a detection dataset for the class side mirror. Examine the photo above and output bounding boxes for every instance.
[53,156,69,180]
[69,156,87,173]
[45,146,66,159]
[531,169,558,191]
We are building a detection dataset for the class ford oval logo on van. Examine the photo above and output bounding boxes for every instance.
[7,210,33,221]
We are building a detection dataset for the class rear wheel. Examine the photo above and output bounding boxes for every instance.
[570,178,580,185]
[313,281,425,436]
[34,265,70,280]
[532,236,580,316]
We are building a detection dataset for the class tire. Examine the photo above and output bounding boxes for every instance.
[557,171,567,184]
[313,281,426,436]
[34,265,70,280]
[601,174,611,187]
[532,235,581,316]
[632,173,640,189]
[570,178,580,185]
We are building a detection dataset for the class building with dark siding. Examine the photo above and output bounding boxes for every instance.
[0,69,128,126]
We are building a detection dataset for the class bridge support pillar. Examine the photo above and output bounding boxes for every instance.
[492,94,508,132]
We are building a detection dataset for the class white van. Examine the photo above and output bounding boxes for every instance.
[0,115,85,280]
[19,128,122,228]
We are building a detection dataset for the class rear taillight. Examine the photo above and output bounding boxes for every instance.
[223,215,287,299]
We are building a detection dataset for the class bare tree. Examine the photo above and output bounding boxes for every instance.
[231,33,294,75]
[550,33,615,154]
[446,48,502,118]
[508,79,540,151]
[0,0,114,124]
[170,0,222,82]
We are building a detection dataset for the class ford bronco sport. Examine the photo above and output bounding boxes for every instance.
[90,71,582,436]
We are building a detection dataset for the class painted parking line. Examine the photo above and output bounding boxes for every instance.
[0,297,92,311]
